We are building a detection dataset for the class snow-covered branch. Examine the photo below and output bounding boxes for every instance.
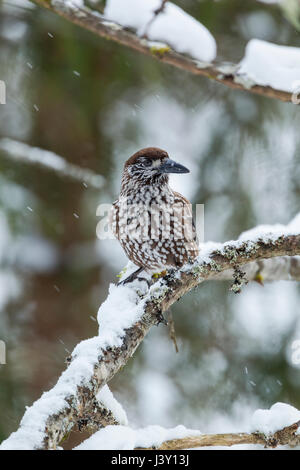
[30,0,299,104]
[0,138,105,189]
[214,256,300,283]
[138,423,300,450]
[75,403,300,449]
[143,402,300,450]
[1,214,300,450]
[0,383,128,450]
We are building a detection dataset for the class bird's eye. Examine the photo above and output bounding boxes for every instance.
[143,159,152,167]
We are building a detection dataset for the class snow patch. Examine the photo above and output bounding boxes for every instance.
[251,402,300,436]
[74,424,201,450]
[185,211,300,270]
[238,39,300,93]
[97,283,144,343]
[0,281,142,449]
[104,0,217,62]
[0,392,67,450]
[97,385,128,426]
[288,212,300,232]
[238,212,300,243]
[0,381,127,450]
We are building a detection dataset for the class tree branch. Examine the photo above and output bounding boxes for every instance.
[1,219,299,450]
[214,255,300,283]
[148,432,266,449]
[30,0,294,104]
[138,420,300,449]
[0,138,105,189]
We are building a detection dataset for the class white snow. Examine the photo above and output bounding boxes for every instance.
[0,282,142,449]
[238,211,300,243]
[288,212,300,232]
[0,379,126,450]
[0,392,68,450]
[63,0,85,7]
[238,39,300,93]
[0,279,146,449]
[251,402,300,436]
[74,424,200,450]
[97,283,145,342]
[96,385,128,426]
[104,0,217,62]
[0,138,105,189]
[182,211,300,273]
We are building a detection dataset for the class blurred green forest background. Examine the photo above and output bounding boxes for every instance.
[0,0,300,448]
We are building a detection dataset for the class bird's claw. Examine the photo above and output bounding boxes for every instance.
[118,275,152,288]
[117,267,144,285]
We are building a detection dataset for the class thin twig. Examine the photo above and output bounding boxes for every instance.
[143,0,168,37]
[167,309,179,353]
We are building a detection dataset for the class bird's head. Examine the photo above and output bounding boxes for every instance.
[122,147,189,187]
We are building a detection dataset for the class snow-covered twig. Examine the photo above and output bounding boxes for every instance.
[139,431,266,449]
[1,215,300,450]
[68,404,300,449]
[214,256,300,282]
[30,0,296,103]
[0,138,105,189]
[141,0,168,38]
[141,403,300,449]
[0,384,128,450]
[138,423,300,450]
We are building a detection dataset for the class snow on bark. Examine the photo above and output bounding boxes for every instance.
[96,386,128,426]
[74,424,200,450]
[238,39,300,93]
[251,402,300,436]
[97,284,146,340]
[104,0,217,62]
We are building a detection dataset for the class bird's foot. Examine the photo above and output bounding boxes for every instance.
[118,267,153,287]
[117,267,143,285]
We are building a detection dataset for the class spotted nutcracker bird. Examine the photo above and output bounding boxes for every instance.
[110,147,199,284]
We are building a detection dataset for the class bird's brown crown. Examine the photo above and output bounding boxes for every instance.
[124,147,169,168]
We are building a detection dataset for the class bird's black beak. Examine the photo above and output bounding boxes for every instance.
[159,158,190,174]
